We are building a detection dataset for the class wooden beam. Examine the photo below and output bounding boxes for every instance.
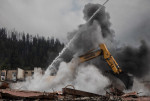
[62,88,102,97]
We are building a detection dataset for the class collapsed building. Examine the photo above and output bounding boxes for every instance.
[0,83,150,100]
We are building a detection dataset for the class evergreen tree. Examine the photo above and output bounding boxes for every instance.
[0,28,64,70]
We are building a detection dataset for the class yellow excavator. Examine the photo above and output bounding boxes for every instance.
[79,43,133,89]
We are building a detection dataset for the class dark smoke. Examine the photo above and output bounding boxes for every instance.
[59,3,114,64]
[83,3,114,38]
[113,5,150,79]
[67,3,114,55]
[117,11,150,79]
[116,40,150,78]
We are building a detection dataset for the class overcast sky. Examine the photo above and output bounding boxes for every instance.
[0,0,150,43]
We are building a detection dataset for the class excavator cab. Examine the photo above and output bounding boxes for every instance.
[79,43,133,89]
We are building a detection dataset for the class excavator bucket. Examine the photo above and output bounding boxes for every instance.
[111,72,133,89]
[104,71,133,89]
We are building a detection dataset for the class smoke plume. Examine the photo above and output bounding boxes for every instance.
[116,41,150,78]
[60,3,114,63]
[83,3,114,38]
[49,3,115,74]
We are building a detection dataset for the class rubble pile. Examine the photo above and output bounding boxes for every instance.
[0,83,150,101]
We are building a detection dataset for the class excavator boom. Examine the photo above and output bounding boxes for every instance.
[79,44,122,74]
[79,49,101,63]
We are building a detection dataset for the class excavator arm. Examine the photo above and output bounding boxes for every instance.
[79,44,122,74]
[78,43,133,89]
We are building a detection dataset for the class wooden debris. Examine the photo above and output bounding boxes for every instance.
[62,88,101,97]
[0,89,58,100]
[0,86,149,100]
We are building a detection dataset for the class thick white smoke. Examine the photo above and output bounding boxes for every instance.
[74,64,110,94]
[11,59,110,94]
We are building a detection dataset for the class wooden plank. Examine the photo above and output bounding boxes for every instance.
[62,88,102,97]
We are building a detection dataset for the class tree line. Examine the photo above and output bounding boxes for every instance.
[0,28,64,70]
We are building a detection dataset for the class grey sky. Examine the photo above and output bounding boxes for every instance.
[0,0,150,43]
